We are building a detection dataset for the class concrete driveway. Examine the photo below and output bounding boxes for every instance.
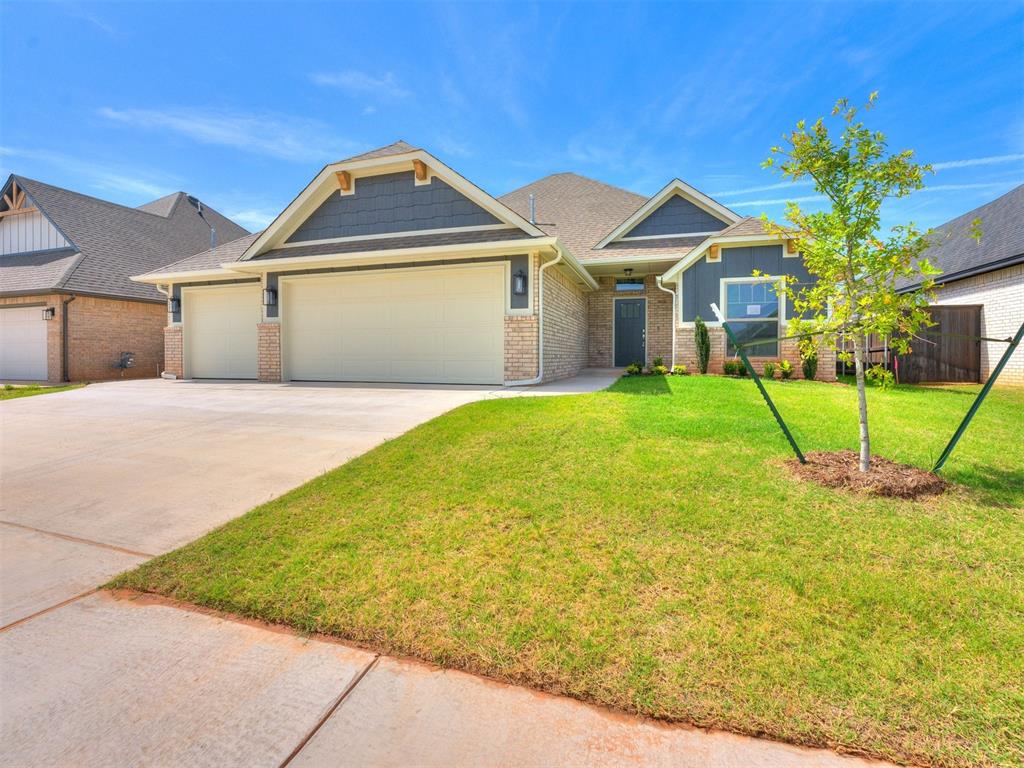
[0,374,890,767]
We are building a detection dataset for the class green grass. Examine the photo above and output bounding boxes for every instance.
[111,376,1024,767]
[0,382,84,400]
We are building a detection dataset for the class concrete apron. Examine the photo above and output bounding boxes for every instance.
[1,592,894,768]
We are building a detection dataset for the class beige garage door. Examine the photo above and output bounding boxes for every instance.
[0,306,48,381]
[282,265,505,384]
[184,285,261,379]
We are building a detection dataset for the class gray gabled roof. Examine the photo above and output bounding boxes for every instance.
[903,184,1024,290]
[340,140,419,164]
[0,175,249,301]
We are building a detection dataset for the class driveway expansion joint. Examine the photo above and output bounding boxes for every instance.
[0,588,98,633]
[279,654,381,767]
[0,520,155,559]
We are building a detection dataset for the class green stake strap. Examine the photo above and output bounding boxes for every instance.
[710,303,806,464]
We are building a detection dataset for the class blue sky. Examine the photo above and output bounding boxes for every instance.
[2,1,1022,235]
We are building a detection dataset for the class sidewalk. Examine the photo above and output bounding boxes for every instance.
[1,590,895,768]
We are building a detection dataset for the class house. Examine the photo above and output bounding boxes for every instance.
[133,141,836,386]
[0,176,248,382]
[900,184,1023,386]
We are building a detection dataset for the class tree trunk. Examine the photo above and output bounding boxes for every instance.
[853,333,871,472]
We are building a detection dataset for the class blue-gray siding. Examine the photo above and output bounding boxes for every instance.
[626,194,729,238]
[287,171,502,243]
[680,244,812,321]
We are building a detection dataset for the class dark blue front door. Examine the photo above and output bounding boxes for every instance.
[614,298,646,367]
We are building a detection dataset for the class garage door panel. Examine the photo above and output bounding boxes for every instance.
[0,307,48,381]
[185,286,261,379]
[283,266,504,384]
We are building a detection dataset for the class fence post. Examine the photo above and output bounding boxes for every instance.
[933,320,1024,473]
[710,303,806,464]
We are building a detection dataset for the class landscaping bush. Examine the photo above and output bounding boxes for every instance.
[672,364,689,376]
[737,361,750,377]
[723,360,740,376]
[625,362,643,375]
[652,356,664,368]
[651,364,669,376]
[779,359,794,379]
[802,348,818,380]
[694,316,710,374]
[763,361,776,379]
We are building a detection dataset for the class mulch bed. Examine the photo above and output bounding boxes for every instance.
[787,450,948,499]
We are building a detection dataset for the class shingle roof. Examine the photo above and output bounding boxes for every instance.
[340,141,419,164]
[902,184,1024,290]
[142,232,262,275]
[1,176,250,301]
[0,248,81,294]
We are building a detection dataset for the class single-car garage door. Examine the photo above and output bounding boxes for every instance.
[282,265,505,384]
[184,285,261,379]
[0,306,48,381]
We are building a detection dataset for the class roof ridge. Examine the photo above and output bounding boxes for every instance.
[933,183,1024,230]
[13,175,188,221]
[500,171,645,202]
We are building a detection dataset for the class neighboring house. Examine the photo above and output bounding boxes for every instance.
[0,176,248,382]
[134,141,836,386]
[899,184,1023,386]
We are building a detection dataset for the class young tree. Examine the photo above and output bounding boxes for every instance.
[694,315,711,374]
[761,94,940,472]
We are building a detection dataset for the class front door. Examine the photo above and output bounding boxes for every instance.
[614,298,646,367]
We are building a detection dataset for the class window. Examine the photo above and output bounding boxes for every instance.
[616,278,644,292]
[724,279,780,356]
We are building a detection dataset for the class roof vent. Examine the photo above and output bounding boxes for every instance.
[187,195,217,250]
[529,194,536,225]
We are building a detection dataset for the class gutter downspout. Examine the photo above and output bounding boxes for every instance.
[61,294,77,383]
[506,250,563,387]
[655,276,677,369]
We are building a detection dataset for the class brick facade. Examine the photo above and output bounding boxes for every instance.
[257,323,282,382]
[586,275,672,367]
[674,323,836,381]
[1,293,165,383]
[163,325,183,378]
[542,265,588,381]
[504,315,538,381]
[930,264,1023,386]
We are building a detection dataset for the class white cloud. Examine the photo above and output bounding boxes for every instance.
[309,70,410,100]
[713,180,814,197]
[0,145,177,201]
[223,207,279,231]
[919,181,1022,192]
[99,107,361,162]
[932,153,1024,170]
[730,195,827,207]
[433,136,473,159]
[362,105,377,116]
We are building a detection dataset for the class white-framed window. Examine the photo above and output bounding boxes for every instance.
[722,277,782,356]
[616,277,645,292]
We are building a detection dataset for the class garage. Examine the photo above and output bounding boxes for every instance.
[282,264,505,385]
[0,306,48,381]
[184,285,261,379]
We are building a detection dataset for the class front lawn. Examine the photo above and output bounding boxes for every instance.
[112,375,1024,767]
[0,383,84,400]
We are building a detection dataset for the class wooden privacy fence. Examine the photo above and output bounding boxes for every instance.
[837,305,982,384]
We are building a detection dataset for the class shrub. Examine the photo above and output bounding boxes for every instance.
[625,363,643,375]
[737,361,750,377]
[779,359,794,379]
[694,316,710,374]
[651,364,669,376]
[652,356,664,368]
[672,364,689,376]
[723,360,739,376]
[802,348,818,380]
[763,361,776,379]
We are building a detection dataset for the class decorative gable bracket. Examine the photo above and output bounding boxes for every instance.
[0,180,38,219]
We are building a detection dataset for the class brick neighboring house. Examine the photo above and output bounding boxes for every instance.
[0,176,248,382]
[134,141,836,385]
[900,184,1024,386]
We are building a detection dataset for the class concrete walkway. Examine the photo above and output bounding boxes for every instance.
[0,374,893,766]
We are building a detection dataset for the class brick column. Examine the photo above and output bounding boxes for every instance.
[163,326,183,378]
[258,322,282,382]
[504,315,539,381]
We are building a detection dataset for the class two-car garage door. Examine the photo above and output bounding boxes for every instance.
[282,265,504,385]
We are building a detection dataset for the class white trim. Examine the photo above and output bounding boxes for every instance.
[131,267,241,284]
[618,230,723,242]
[241,148,545,259]
[612,295,648,368]
[276,223,515,249]
[574,255,689,267]
[661,234,791,284]
[595,179,740,249]
[718,275,786,355]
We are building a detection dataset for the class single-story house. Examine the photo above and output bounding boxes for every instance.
[900,184,1023,386]
[134,141,836,386]
[0,175,248,382]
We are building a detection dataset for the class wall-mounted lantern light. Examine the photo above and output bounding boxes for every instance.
[263,287,278,307]
[41,307,55,321]
[512,269,527,296]
[168,297,180,314]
